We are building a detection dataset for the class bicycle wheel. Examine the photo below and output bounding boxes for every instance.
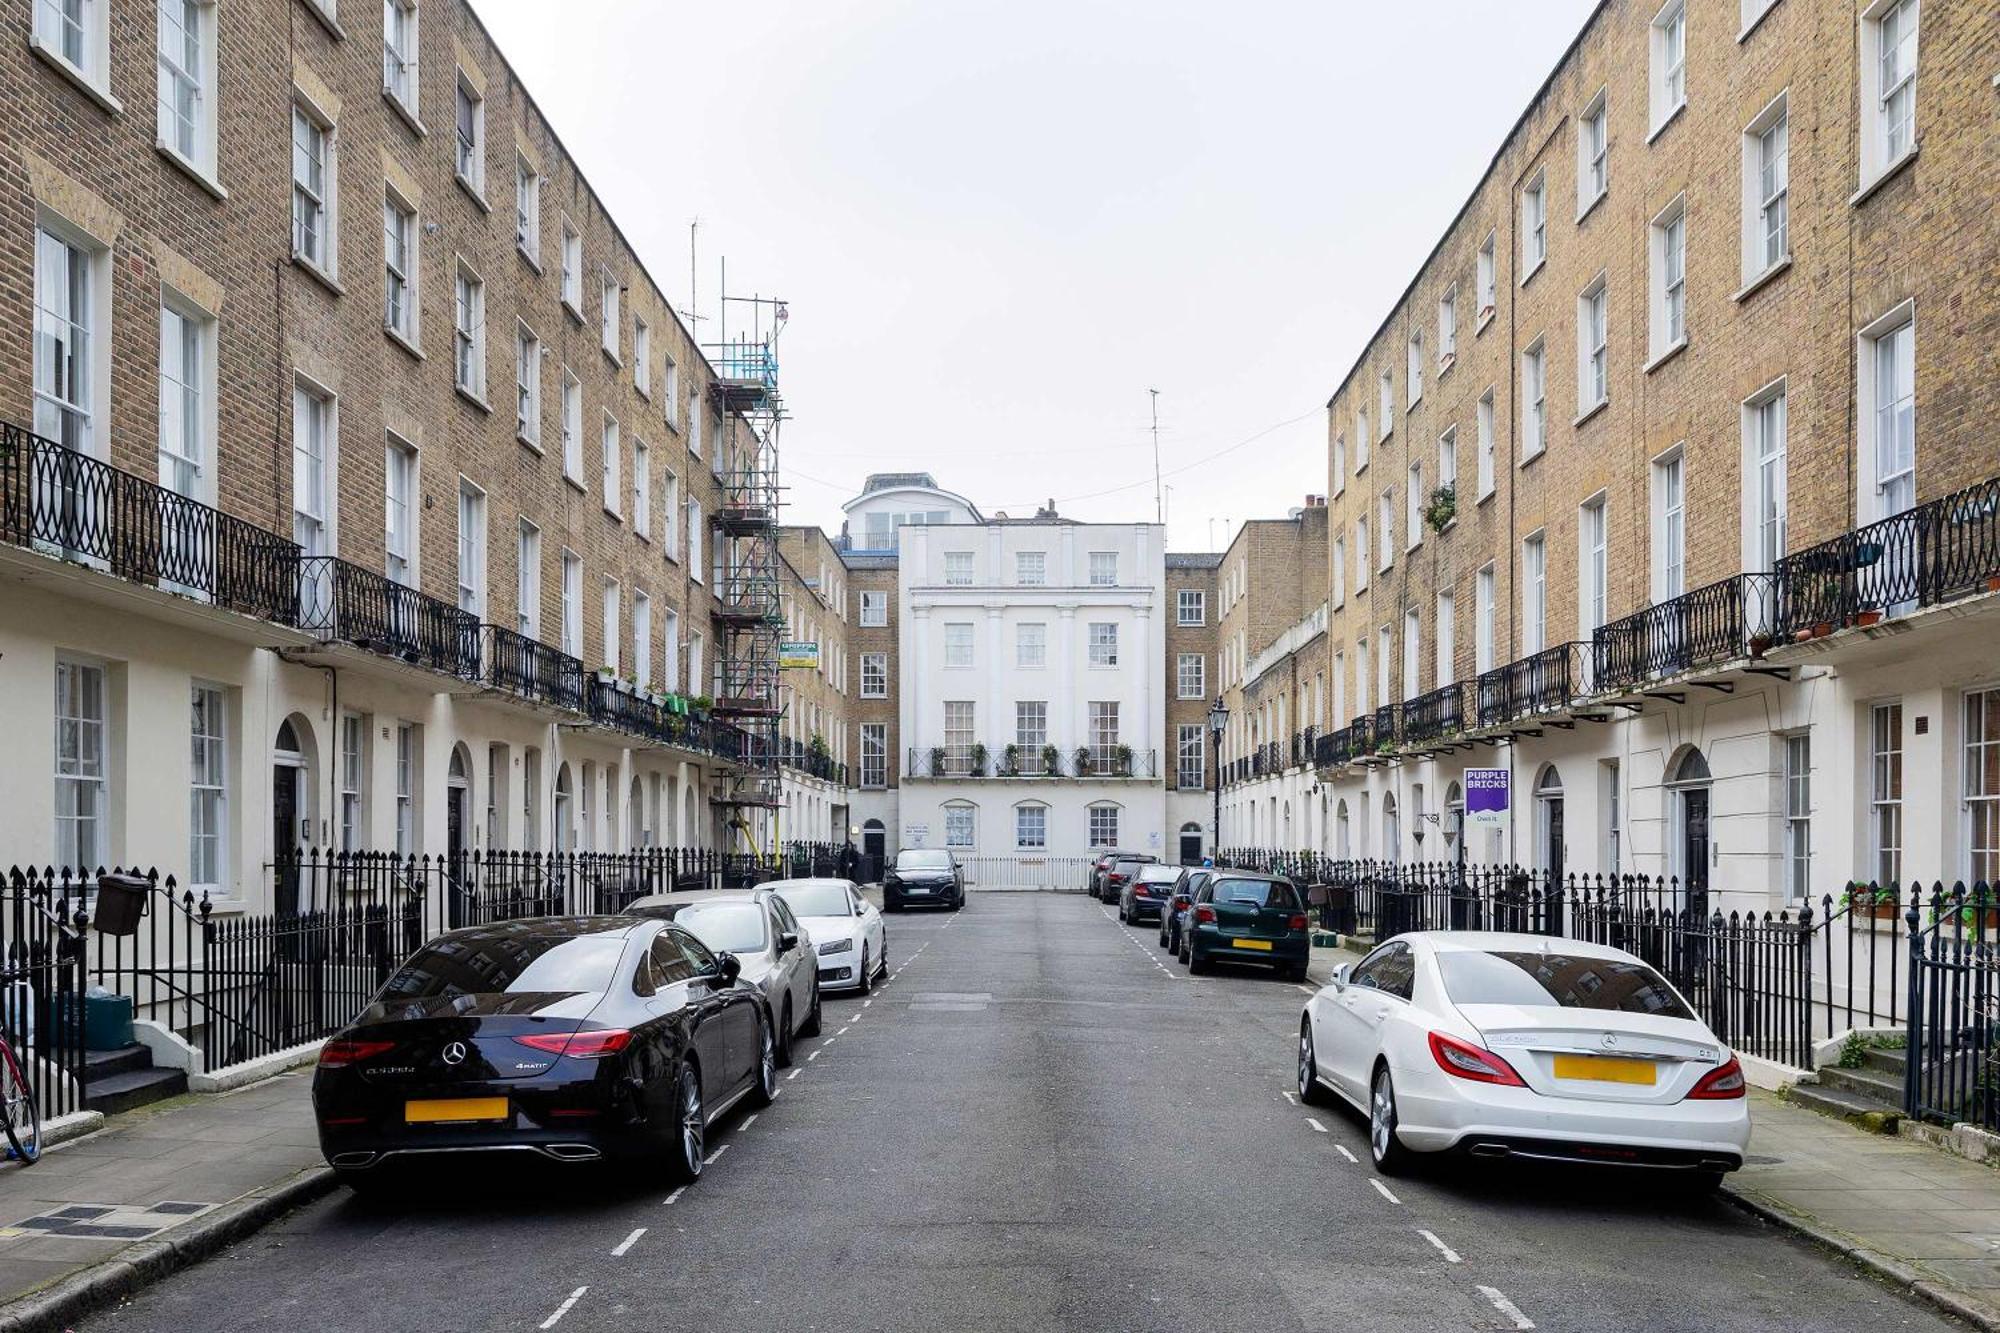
[0,1040,41,1165]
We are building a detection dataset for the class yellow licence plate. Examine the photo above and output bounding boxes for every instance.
[1552,1054,1656,1086]
[405,1097,510,1124]
[1232,938,1273,951]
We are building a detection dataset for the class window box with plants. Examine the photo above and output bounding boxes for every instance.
[967,743,988,777]
[1424,484,1457,535]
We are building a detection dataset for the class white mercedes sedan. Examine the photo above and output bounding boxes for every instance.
[768,878,887,995]
[1298,932,1750,1187]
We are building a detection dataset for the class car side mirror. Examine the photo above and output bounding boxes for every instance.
[779,931,800,953]
[1331,964,1351,991]
[714,952,743,984]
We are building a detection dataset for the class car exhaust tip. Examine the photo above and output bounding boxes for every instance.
[541,1143,603,1162]
[330,1151,379,1169]
[1467,1142,1513,1159]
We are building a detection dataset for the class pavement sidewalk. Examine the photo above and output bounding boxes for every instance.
[0,1071,330,1331]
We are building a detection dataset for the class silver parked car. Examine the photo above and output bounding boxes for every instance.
[625,887,822,1065]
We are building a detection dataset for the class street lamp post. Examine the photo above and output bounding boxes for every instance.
[1208,696,1229,863]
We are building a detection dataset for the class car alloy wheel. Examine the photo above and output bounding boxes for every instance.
[750,1017,777,1106]
[677,1066,705,1181]
[1370,1067,1412,1175]
[800,984,823,1038]
[776,999,794,1067]
[858,946,872,995]
[1298,1023,1331,1106]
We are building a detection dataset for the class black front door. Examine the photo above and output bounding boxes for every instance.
[1544,798,1566,887]
[274,764,300,917]
[1683,787,1710,918]
[1179,830,1203,865]
[862,825,885,883]
[446,784,468,925]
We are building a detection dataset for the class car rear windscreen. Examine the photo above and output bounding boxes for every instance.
[1438,950,1694,1019]
[671,902,770,954]
[897,851,952,870]
[1136,867,1181,884]
[386,933,627,998]
[1211,879,1300,910]
[774,883,852,918]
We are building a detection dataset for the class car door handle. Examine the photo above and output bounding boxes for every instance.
[1371,1007,1391,1021]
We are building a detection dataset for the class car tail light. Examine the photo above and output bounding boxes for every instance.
[1288,914,1308,931]
[1428,1031,1527,1087]
[1688,1055,1746,1100]
[318,1038,395,1068]
[319,1115,367,1126]
[547,1107,602,1118]
[1194,905,1216,924]
[515,1029,634,1059]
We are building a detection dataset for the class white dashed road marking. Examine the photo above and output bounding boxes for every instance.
[663,1186,686,1206]
[539,1287,588,1329]
[1280,1090,1298,1106]
[807,1050,821,1061]
[862,998,873,1008]
[1305,1117,1328,1134]
[787,1068,801,1080]
[1416,1228,1461,1263]
[1333,1143,1358,1164]
[1369,1178,1400,1204]
[1478,1287,1535,1329]
[1293,984,1316,995]
[611,1227,646,1257]
[739,1113,758,1130]
[703,1144,730,1166]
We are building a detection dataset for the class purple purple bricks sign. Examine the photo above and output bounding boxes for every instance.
[1464,767,1510,828]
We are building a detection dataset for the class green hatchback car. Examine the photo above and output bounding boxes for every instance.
[1181,873,1310,982]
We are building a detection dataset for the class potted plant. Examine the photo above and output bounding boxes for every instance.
[1074,745,1094,778]
[691,694,713,719]
[1002,743,1020,777]
[594,665,619,686]
[930,745,947,777]
[968,742,988,778]
[1839,882,1900,921]
[1114,743,1134,777]
[1424,484,1458,534]
[1042,744,1063,777]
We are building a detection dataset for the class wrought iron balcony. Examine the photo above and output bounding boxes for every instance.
[908,746,1155,779]
[778,738,849,785]
[0,422,302,625]
[1589,573,1779,695]
[1777,474,2000,639]
[297,558,481,679]
[483,626,586,712]
[1475,642,1582,728]
[1401,681,1466,747]
[1370,704,1400,755]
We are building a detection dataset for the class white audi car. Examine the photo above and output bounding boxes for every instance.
[768,878,887,995]
[1298,932,1750,1187]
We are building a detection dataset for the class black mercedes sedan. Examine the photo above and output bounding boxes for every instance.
[312,916,775,1188]
[883,848,963,911]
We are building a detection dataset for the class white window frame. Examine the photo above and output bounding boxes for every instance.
[1650,0,1688,136]
[1406,330,1423,407]
[860,652,888,698]
[1356,408,1370,470]
[189,684,228,891]
[453,71,484,196]
[1437,285,1457,366]
[383,187,418,346]
[291,379,336,574]
[859,590,887,627]
[1520,173,1547,278]
[1652,445,1686,600]
[384,434,415,585]
[1521,339,1547,459]
[1475,564,1497,674]
[1577,88,1608,214]
[1088,622,1119,668]
[1859,0,1919,191]
[1015,804,1047,850]
[633,589,653,687]
[860,724,887,789]
[560,368,583,484]
[943,622,974,670]
[599,268,621,361]
[1088,804,1120,849]
[516,517,540,639]
[1871,701,1903,886]
[1857,304,1916,524]
[1177,653,1206,700]
[291,99,337,276]
[1089,551,1118,587]
[157,0,219,182]
[381,0,419,115]
[632,436,650,538]
[1475,390,1496,498]
[634,319,650,397]
[515,322,541,446]
[1648,197,1687,362]
[687,499,704,584]
[456,477,486,617]
[1476,230,1497,323]
[1965,690,2000,885]
[1579,494,1608,638]
[515,156,540,263]
[601,578,621,674]
[453,261,486,401]
[34,0,112,99]
[944,551,974,586]
[559,216,582,314]
[559,549,582,657]
[35,222,105,459]
[1577,275,1609,414]
[1521,532,1547,655]
[157,294,217,510]
[1176,588,1204,626]
[1355,518,1370,593]
[1331,537,1345,607]
[601,411,621,518]
[54,657,107,870]
[1378,368,1394,439]
[1016,622,1046,669]
[1742,379,1788,571]
[1785,732,1813,900]
[1379,492,1395,570]
[1741,93,1789,284]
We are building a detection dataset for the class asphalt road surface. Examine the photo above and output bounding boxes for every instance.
[90,893,1955,1332]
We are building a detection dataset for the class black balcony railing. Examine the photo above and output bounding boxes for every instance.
[0,422,303,624]
[1476,642,1581,728]
[1590,573,1779,695]
[907,747,1157,779]
[1370,704,1399,755]
[1778,475,2000,639]
[1401,681,1466,746]
[297,557,482,679]
[778,739,850,786]
[483,625,586,712]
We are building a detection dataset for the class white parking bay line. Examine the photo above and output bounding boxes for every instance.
[1280,1090,1298,1106]
[1416,1228,1461,1263]
[1333,1143,1358,1164]
[1369,1178,1400,1204]
[786,1069,801,1080]
[663,1186,687,1206]
[862,999,873,1008]
[539,1287,588,1329]
[1477,1287,1535,1330]
[703,1144,730,1166]
[1293,984,1316,996]
[1305,1117,1328,1133]
[807,1050,821,1061]
[611,1227,647,1257]
[740,1113,758,1130]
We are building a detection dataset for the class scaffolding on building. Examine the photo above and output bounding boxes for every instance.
[704,283,787,858]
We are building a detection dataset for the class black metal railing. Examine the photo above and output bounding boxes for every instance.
[1476,642,1581,728]
[907,747,1157,779]
[298,557,482,680]
[777,739,849,786]
[1906,882,2000,1132]
[1369,705,1399,755]
[0,422,302,625]
[780,841,853,878]
[1591,574,1780,695]
[1401,682,1466,747]
[1780,475,2000,640]
[484,625,586,712]
[0,866,89,1119]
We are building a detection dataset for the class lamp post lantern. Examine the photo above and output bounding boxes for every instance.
[1207,696,1229,861]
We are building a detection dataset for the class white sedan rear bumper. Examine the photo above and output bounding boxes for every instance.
[1391,1057,1752,1169]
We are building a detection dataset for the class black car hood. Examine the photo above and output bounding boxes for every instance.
[891,870,954,882]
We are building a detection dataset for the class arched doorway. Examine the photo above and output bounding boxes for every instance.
[273,716,316,915]
[862,818,886,882]
[1383,792,1400,864]
[446,744,471,872]
[1179,821,1204,865]
[629,775,646,850]
[1535,765,1565,885]
[554,763,573,853]
[1668,747,1712,915]
[1335,799,1350,858]
[1445,780,1464,864]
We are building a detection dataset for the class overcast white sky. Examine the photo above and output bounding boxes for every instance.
[477,0,1596,553]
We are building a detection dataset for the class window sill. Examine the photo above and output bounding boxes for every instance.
[1518,446,1546,470]
[1477,484,1496,506]
[517,431,544,457]
[602,504,622,523]
[563,473,586,494]
[1646,100,1687,145]
[1436,352,1455,378]
[30,39,123,114]
[663,547,680,567]
[1573,398,1609,428]
[1353,460,1367,476]
[1852,146,1919,208]
[635,530,651,546]
[299,0,345,39]
[1405,395,1422,413]
[1576,188,1607,225]
[1738,0,1779,43]
[384,325,424,361]
[517,243,543,275]
[456,175,491,213]
[1642,339,1687,374]
[455,384,492,414]
[156,142,227,200]
[1519,257,1545,288]
[635,385,651,403]
[291,254,344,297]
[1476,306,1495,335]
[383,90,427,139]
[602,347,622,369]
[562,297,583,324]
[1733,256,1792,303]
